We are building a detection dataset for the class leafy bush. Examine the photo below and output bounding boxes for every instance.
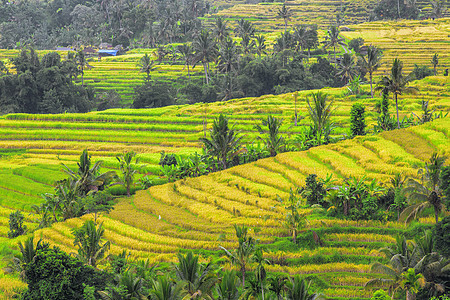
[413,64,434,80]
[300,174,328,207]
[8,210,26,238]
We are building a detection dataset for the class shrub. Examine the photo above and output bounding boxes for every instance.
[350,103,366,137]
[8,210,26,238]
[300,174,328,207]
[413,64,433,80]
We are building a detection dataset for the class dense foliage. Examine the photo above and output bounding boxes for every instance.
[0,48,92,114]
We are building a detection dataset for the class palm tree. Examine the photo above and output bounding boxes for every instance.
[286,275,325,300]
[255,115,285,157]
[293,25,308,53]
[214,16,229,44]
[4,237,48,280]
[71,220,110,267]
[116,151,140,197]
[200,114,244,170]
[137,53,157,82]
[306,92,335,145]
[358,45,383,98]
[177,44,193,78]
[268,274,287,300]
[215,270,240,300]
[192,30,218,84]
[236,19,255,41]
[217,37,239,74]
[277,3,293,33]
[375,58,418,129]
[323,25,346,66]
[220,224,256,288]
[365,262,403,297]
[61,149,118,196]
[76,50,91,86]
[150,275,183,300]
[118,271,148,300]
[336,53,358,84]
[175,251,217,299]
[400,153,447,223]
[431,53,439,76]
[255,35,267,58]
[253,248,270,300]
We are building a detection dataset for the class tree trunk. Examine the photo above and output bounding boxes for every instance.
[369,72,374,98]
[127,185,130,197]
[187,64,190,78]
[398,0,401,18]
[242,265,246,288]
[334,46,337,66]
[344,199,348,216]
[434,206,439,223]
[203,63,209,84]
[395,93,400,129]
[406,290,415,300]
[434,65,436,76]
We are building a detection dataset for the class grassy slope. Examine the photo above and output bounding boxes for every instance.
[0,74,448,298]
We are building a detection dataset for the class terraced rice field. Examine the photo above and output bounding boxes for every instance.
[0,74,448,298]
[342,18,450,76]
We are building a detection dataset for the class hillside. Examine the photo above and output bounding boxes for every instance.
[0,117,448,298]
[0,73,449,298]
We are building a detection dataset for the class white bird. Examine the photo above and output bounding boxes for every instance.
[158,215,161,220]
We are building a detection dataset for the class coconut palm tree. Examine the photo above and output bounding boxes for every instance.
[137,53,157,82]
[306,92,335,145]
[177,43,193,78]
[277,3,293,33]
[400,153,447,223]
[61,149,118,196]
[200,114,244,170]
[217,37,239,74]
[375,58,418,129]
[220,224,256,288]
[254,115,286,157]
[336,53,358,84]
[253,248,270,300]
[431,53,439,76]
[75,50,91,86]
[293,25,308,53]
[192,30,218,84]
[71,220,110,267]
[214,16,229,44]
[268,274,287,300]
[175,251,217,299]
[255,35,267,58]
[323,25,346,66]
[358,45,383,98]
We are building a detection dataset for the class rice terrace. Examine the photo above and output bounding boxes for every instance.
[0,0,449,299]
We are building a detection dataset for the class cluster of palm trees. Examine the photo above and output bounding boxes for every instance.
[366,230,450,300]
[32,149,141,228]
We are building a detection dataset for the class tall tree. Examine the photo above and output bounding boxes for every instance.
[254,115,286,157]
[214,16,229,44]
[400,153,447,223]
[137,53,157,82]
[75,50,91,86]
[376,58,418,129]
[306,92,335,145]
[220,225,256,288]
[431,53,439,76]
[177,43,193,78]
[358,45,383,98]
[192,30,217,84]
[277,4,293,33]
[323,25,346,67]
[336,53,358,84]
[255,35,267,58]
